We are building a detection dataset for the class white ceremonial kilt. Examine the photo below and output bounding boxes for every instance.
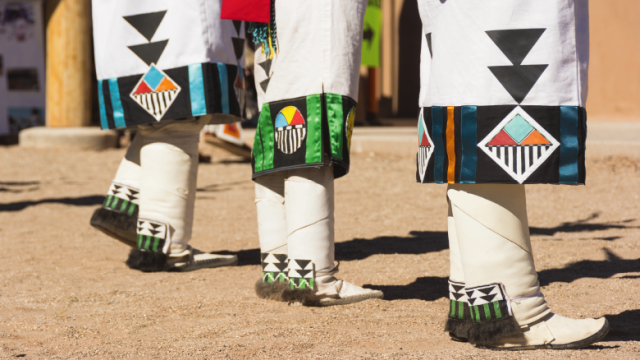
[415,0,589,185]
[92,0,246,129]
[251,0,367,180]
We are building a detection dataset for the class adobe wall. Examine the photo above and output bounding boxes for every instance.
[587,0,640,121]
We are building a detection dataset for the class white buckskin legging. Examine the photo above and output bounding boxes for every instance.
[255,162,339,296]
[110,116,208,263]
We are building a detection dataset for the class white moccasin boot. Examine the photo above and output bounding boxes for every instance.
[302,265,383,306]
[448,184,608,350]
[254,173,291,301]
[283,164,383,306]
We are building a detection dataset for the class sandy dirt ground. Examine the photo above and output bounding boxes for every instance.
[0,134,639,359]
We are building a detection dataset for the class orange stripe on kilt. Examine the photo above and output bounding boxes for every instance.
[446,106,456,184]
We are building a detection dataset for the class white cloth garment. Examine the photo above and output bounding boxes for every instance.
[253,0,367,108]
[417,0,589,108]
[93,0,243,81]
[92,0,246,129]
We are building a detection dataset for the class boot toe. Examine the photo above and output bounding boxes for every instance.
[482,314,610,350]
[174,253,238,272]
[546,315,609,349]
[308,281,383,306]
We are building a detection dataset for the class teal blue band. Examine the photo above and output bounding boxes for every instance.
[189,64,207,116]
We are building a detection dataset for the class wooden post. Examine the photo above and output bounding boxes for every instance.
[45,0,91,127]
[366,67,379,115]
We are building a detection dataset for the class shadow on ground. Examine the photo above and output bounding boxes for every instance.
[336,231,448,261]
[602,309,640,342]
[363,248,640,302]
[365,276,448,301]
[538,248,640,286]
[219,233,639,288]
[0,181,40,193]
[214,159,252,165]
[0,195,105,212]
[531,212,638,237]
[196,180,252,193]
[216,230,448,266]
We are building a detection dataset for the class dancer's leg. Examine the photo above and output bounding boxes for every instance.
[254,172,290,299]
[285,163,383,306]
[127,117,237,272]
[449,184,608,349]
[90,133,143,246]
[444,190,472,341]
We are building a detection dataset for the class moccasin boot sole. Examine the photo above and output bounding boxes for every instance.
[174,254,238,272]
[305,290,384,307]
[479,319,610,351]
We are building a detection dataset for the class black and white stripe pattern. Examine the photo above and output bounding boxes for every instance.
[488,145,551,177]
[418,146,433,182]
[132,89,180,121]
[275,125,306,154]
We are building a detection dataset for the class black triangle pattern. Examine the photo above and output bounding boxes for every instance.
[258,57,273,93]
[488,65,548,103]
[481,294,497,303]
[479,287,494,295]
[232,38,245,61]
[258,58,272,76]
[486,28,548,104]
[452,284,464,293]
[296,269,312,278]
[128,40,169,66]
[293,259,311,270]
[259,78,271,93]
[232,20,242,35]
[123,11,167,42]
[261,253,290,274]
[486,29,546,66]
[426,33,433,58]
[274,262,288,272]
[452,292,465,301]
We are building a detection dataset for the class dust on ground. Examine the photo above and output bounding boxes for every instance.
[0,140,639,359]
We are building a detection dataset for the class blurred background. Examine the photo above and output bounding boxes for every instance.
[0,0,638,145]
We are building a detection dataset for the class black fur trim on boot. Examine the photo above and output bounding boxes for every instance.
[467,316,520,346]
[125,249,169,272]
[281,288,313,305]
[90,207,137,247]
[446,280,472,341]
[445,318,473,342]
[255,279,291,302]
